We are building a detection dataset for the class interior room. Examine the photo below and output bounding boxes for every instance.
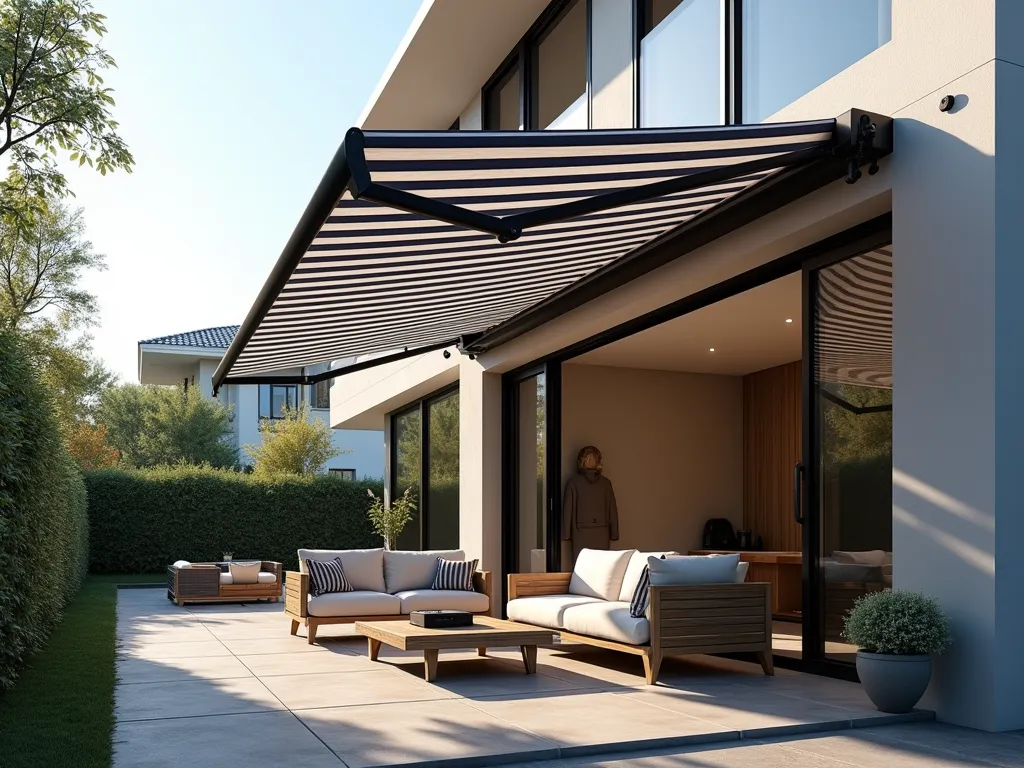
[519,249,894,664]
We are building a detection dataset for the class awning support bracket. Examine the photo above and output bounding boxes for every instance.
[845,113,881,184]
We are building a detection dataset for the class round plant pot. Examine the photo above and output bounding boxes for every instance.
[856,651,931,714]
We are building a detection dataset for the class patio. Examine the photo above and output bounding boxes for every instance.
[114,586,931,768]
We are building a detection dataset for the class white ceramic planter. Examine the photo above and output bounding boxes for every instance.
[856,651,931,713]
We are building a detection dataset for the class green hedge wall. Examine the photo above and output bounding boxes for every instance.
[84,466,384,573]
[0,332,89,691]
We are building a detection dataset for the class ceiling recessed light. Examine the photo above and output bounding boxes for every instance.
[709,347,715,352]
[785,318,793,323]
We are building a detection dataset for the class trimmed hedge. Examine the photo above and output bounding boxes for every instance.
[0,331,89,691]
[84,465,384,573]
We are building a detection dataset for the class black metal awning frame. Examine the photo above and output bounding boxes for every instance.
[213,109,892,395]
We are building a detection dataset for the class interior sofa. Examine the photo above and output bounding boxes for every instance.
[286,548,492,644]
[507,549,773,684]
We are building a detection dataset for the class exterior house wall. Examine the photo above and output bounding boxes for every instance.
[560,364,743,568]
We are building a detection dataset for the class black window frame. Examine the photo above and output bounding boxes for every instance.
[329,468,356,481]
[387,382,460,550]
[258,383,299,420]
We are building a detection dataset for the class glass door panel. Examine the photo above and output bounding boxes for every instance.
[806,246,893,663]
[516,374,548,573]
[426,392,460,550]
[392,407,421,551]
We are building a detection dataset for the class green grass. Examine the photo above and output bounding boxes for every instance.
[0,574,164,768]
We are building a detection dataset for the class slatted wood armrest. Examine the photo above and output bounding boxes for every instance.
[285,571,308,618]
[507,572,572,600]
[473,570,494,612]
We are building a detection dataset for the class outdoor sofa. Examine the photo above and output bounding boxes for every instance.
[167,561,282,606]
[507,549,773,684]
[286,548,493,644]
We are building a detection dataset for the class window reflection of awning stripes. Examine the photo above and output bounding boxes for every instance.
[815,248,893,389]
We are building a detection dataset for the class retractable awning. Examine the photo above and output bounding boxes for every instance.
[213,109,891,394]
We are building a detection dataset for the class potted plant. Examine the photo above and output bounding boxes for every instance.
[222,552,233,562]
[843,589,951,713]
[367,487,416,550]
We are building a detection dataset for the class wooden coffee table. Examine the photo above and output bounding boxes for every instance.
[354,616,554,681]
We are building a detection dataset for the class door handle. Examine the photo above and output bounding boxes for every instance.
[793,462,804,525]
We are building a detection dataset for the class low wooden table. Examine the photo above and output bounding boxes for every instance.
[354,616,554,682]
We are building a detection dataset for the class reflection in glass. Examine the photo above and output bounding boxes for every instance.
[743,0,891,123]
[536,0,586,129]
[815,247,893,663]
[393,407,421,551]
[427,393,460,550]
[517,374,547,573]
[486,65,521,130]
[641,0,722,127]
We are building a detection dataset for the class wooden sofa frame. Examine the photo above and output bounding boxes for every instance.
[507,572,773,684]
[167,561,282,606]
[286,569,494,644]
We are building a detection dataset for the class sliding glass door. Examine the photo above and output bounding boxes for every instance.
[802,245,893,665]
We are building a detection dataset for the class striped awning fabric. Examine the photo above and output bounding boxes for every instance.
[223,120,841,380]
[815,247,893,389]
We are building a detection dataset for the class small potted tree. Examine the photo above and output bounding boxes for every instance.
[843,589,951,713]
[366,487,415,550]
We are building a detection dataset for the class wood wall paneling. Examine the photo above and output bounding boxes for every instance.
[742,361,802,552]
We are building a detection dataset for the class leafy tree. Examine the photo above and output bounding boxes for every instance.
[97,384,236,468]
[0,0,133,210]
[64,419,116,469]
[244,404,343,477]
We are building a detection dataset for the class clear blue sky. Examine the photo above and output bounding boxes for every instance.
[68,0,421,382]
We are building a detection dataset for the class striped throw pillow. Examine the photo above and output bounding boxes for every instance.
[306,557,352,596]
[431,558,478,591]
[629,565,651,618]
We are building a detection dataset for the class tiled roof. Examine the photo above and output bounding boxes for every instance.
[140,325,239,349]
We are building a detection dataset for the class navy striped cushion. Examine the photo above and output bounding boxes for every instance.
[629,565,651,618]
[306,557,352,596]
[431,558,477,591]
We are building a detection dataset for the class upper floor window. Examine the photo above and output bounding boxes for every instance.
[329,468,356,481]
[312,379,331,409]
[533,0,587,129]
[640,0,723,128]
[741,0,891,123]
[258,384,297,419]
[484,61,521,130]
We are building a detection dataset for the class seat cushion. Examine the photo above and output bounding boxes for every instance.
[506,594,604,630]
[617,551,676,601]
[257,571,277,584]
[219,571,232,585]
[649,553,740,585]
[306,590,401,618]
[384,549,464,593]
[833,550,888,567]
[298,548,385,593]
[562,601,650,645]
[569,548,635,601]
[396,589,489,613]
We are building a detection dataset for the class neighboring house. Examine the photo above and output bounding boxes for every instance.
[137,325,384,479]
[210,0,1023,732]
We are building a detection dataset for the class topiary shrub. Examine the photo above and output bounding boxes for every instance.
[0,331,89,690]
[84,465,384,573]
[843,589,952,655]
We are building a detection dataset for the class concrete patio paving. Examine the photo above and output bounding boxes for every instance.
[113,586,932,768]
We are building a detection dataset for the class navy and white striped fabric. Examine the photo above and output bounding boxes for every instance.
[432,558,478,591]
[629,565,652,619]
[226,122,837,377]
[306,557,352,597]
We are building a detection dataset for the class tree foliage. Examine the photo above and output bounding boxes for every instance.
[822,383,892,464]
[244,403,342,477]
[64,419,115,469]
[0,0,133,209]
[97,384,236,468]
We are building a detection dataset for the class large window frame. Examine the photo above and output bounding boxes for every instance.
[258,384,299,420]
[387,383,460,551]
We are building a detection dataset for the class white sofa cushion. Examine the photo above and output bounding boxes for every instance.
[562,601,650,645]
[297,548,386,593]
[396,589,489,613]
[257,571,277,584]
[507,594,604,630]
[648,553,741,585]
[735,561,750,583]
[617,551,676,601]
[833,549,888,566]
[219,571,231,585]
[306,590,401,618]
[569,548,635,601]
[384,549,465,593]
